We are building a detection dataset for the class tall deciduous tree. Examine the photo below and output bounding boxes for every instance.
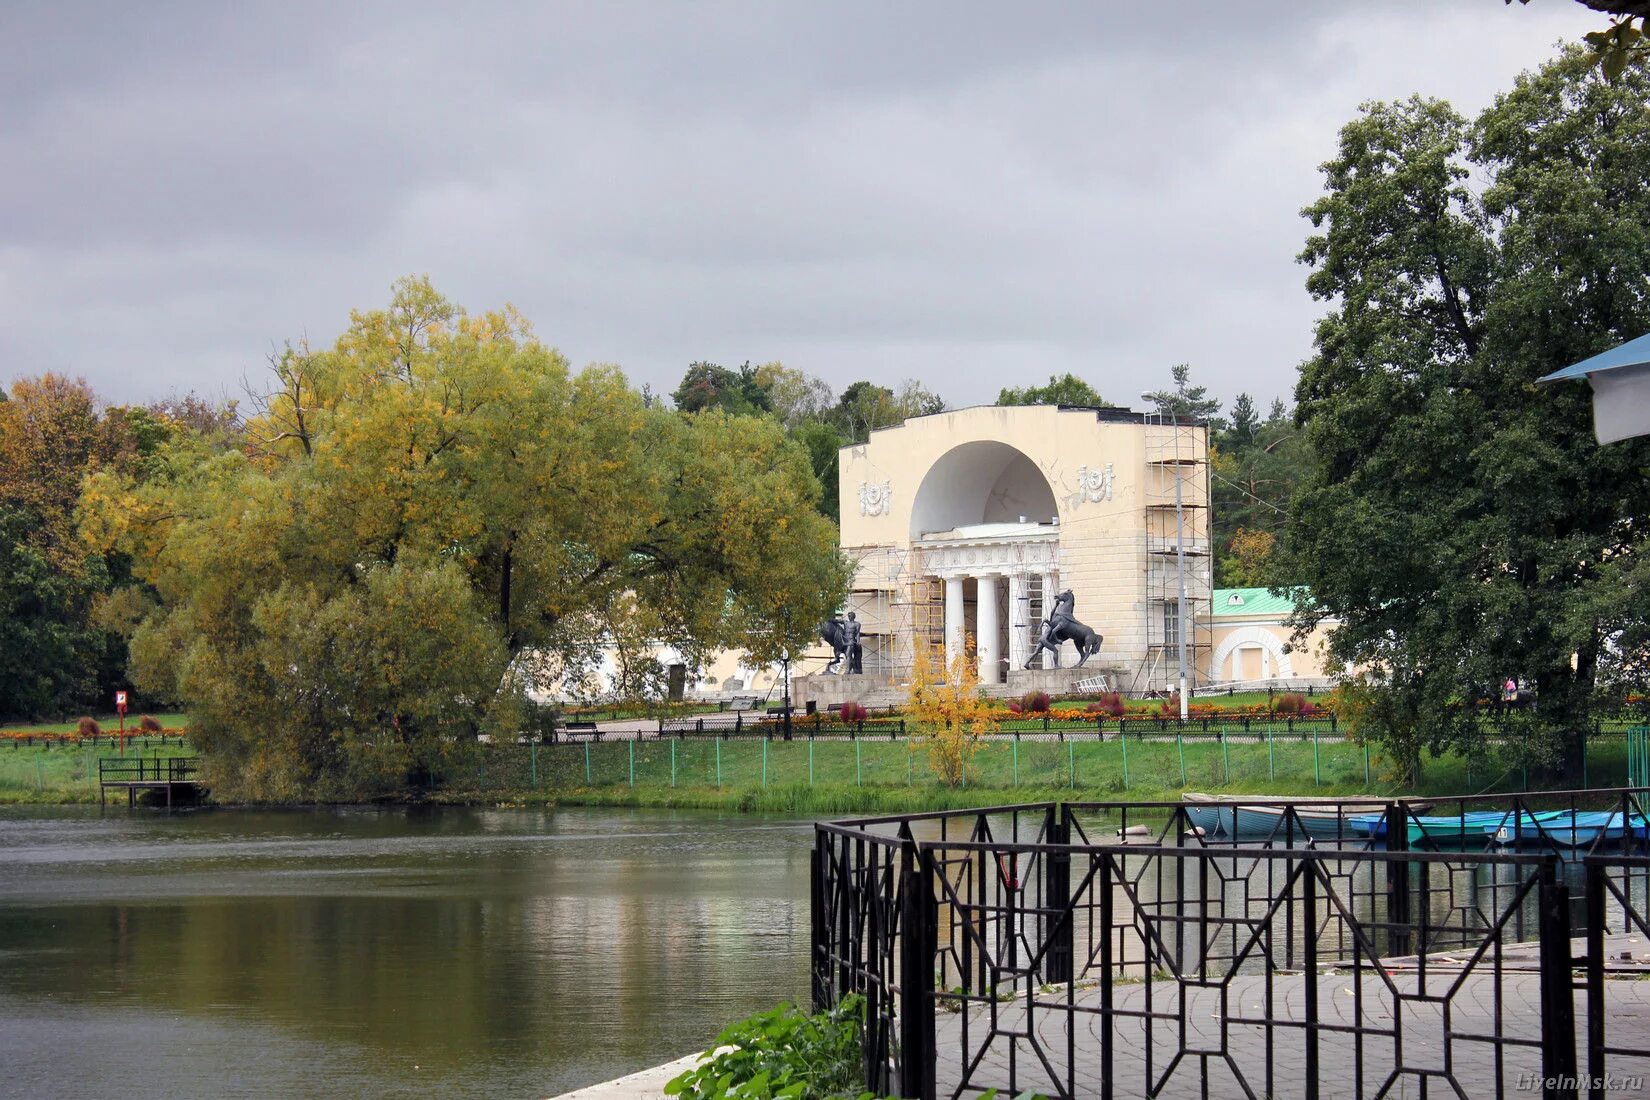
[86,278,850,797]
[0,375,176,718]
[996,373,1106,407]
[1284,49,1650,779]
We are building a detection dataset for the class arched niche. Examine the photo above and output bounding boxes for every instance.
[909,441,1058,539]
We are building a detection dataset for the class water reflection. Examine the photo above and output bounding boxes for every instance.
[0,806,814,1098]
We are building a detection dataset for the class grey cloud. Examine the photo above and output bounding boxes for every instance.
[0,1,1601,411]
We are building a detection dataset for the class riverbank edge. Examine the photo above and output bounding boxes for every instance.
[549,1047,729,1099]
[0,775,1418,812]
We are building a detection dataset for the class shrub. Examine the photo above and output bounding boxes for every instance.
[1006,700,1023,714]
[1020,690,1052,714]
[1273,692,1309,716]
[838,700,868,723]
[76,716,101,738]
[666,995,863,1099]
[1088,692,1125,717]
[139,715,163,732]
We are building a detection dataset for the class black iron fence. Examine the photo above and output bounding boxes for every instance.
[815,792,1650,1099]
[97,756,200,783]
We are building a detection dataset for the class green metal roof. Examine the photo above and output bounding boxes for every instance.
[1210,587,1306,618]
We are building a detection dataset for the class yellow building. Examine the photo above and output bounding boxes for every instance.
[1207,587,1343,689]
[812,404,1212,702]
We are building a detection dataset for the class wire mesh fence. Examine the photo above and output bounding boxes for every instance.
[433,726,1647,797]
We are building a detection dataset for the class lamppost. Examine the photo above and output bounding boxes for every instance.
[780,648,793,740]
[1144,394,1191,722]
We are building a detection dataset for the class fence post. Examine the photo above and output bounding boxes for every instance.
[1068,740,1075,788]
[1312,726,1321,787]
[715,737,722,788]
[1221,730,1230,784]
[1121,730,1130,788]
[898,841,937,1100]
[1585,859,1607,1092]
[1386,800,1410,956]
[1303,854,1320,1099]
[1043,807,1073,984]
[1267,724,1275,781]
[1176,731,1186,788]
[810,842,825,1012]
[671,739,677,787]
[1098,852,1114,1100]
[762,739,768,787]
[1012,736,1019,787]
[1363,741,1371,787]
[628,740,635,787]
[856,738,862,786]
[809,738,814,786]
[1537,858,1577,1095]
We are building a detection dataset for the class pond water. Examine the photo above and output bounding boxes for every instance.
[0,806,814,1098]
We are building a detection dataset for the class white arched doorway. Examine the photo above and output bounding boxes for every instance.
[1209,625,1294,683]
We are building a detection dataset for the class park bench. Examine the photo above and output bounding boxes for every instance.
[560,721,601,742]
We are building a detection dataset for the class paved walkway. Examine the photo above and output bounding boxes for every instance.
[933,942,1650,1099]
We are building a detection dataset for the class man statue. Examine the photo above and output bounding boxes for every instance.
[844,611,863,674]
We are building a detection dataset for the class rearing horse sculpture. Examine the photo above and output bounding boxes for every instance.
[1026,589,1103,669]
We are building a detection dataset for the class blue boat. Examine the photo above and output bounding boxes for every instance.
[1488,810,1650,848]
[1182,794,1386,841]
[1346,809,1532,849]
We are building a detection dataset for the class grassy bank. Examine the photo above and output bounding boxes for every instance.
[6,727,1638,811]
[0,739,193,804]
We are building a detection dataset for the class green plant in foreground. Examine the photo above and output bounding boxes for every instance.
[665,995,868,1099]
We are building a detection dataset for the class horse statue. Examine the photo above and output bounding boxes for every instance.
[1026,589,1103,669]
[818,617,849,674]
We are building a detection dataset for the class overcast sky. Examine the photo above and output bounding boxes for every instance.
[0,1,1602,413]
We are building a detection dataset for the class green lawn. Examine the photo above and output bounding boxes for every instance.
[6,719,1636,810]
[438,729,1640,810]
[0,739,194,803]
[1,712,189,734]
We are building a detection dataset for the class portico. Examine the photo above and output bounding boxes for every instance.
[917,523,1059,685]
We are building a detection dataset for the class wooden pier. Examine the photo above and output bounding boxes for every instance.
[98,756,203,808]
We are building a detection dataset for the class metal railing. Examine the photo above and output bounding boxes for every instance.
[98,756,199,783]
[814,793,1650,1099]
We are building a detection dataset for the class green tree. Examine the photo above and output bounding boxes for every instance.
[0,375,176,718]
[1282,49,1650,781]
[1143,363,1222,424]
[791,419,844,520]
[1511,1,1649,80]
[671,361,771,416]
[752,362,834,427]
[1211,408,1306,585]
[87,279,850,797]
[1223,393,1260,450]
[996,373,1106,406]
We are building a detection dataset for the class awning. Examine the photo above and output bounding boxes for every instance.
[1538,332,1650,444]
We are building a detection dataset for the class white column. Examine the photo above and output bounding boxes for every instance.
[944,575,966,673]
[1008,573,1030,672]
[977,573,1001,685]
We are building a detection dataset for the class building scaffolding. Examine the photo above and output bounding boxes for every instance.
[1133,411,1213,697]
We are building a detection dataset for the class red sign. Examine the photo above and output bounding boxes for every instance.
[115,691,128,713]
